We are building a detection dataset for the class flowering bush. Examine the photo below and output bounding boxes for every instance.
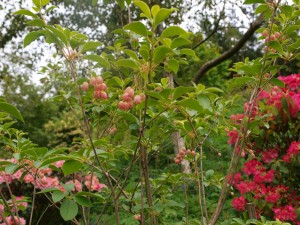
[229,74,300,224]
[0,159,106,224]
[0,196,28,225]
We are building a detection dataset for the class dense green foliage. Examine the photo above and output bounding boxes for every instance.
[0,0,299,225]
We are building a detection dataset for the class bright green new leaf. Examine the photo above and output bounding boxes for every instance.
[62,160,83,176]
[153,46,173,64]
[26,19,46,27]
[124,21,148,37]
[0,102,24,123]
[161,26,188,38]
[244,0,265,4]
[171,37,191,49]
[115,59,139,69]
[14,9,38,18]
[32,0,42,8]
[151,5,160,18]
[60,199,78,221]
[75,196,92,207]
[133,1,152,19]
[52,191,67,203]
[80,41,103,53]
[154,8,177,27]
[41,0,51,6]
[24,31,43,47]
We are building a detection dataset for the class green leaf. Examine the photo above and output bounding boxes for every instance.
[286,25,300,36]
[173,86,194,100]
[139,45,150,60]
[40,156,78,168]
[115,59,139,69]
[62,160,83,176]
[24,31,43,47]
[41,0,51,6]
[32,0,42,8]
[153,46,173,64]
[5,164,20,174]
[61,182,75,192]
[198,95,212,111]
[269,78,285,88]
[268,41,283,54]
[161,26,188,38]
[46,25,68,46]
[204,87,223,93]
[179,48,197,58]
[84,55,110,69]
[255,4,269,14]
[14,9,38,18]
[80,41,103,53]
[133,1,152,19]
[52,191,67,203]
[228,76,256,89]
[205,169,214,178]
[106,76,123,87]
[75,191,105,200]
[0,98,6,103]
[60,199,78,221]
[167,59,179,74]
[171,37,191,49]
[26,19,46,27]
[151,5,160,18]
[154,8,177,27]
[75,196,92,207]
[244,0,265,4]
[123,49,139,61]
[37,187,60,194]
[280,5,293,16]
[46,5,57,13]
[0,102,24,123]
[124,21,148,37]
[178,99,202,112]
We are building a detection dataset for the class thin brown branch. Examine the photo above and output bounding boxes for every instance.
[193,14,264,84]
[192,2,225,50]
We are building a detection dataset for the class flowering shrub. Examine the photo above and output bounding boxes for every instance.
[0,196,28,225]
[229,74,300,224]
[0,159,106,224]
